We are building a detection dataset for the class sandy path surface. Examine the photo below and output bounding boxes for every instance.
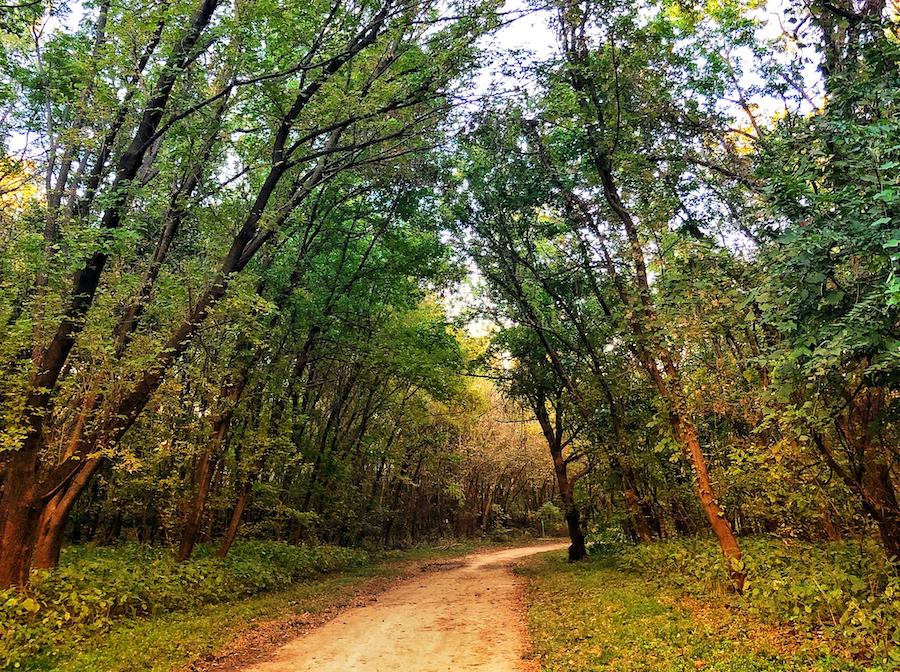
[241,542,567,672]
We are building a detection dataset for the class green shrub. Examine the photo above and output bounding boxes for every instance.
[585,522,629,555]
[0,541,368,668]
[612,536,900,663]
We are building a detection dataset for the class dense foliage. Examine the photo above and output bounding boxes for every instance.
[522,543,890,671]
[620,537,900,661]
[446,0,900,594]
[0,0,557,590]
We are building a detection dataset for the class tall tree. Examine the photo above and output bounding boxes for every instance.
[0,0,496,586]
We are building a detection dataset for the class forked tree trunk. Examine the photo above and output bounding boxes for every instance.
[177,446,217,562]
[177,368,250,562]
[32,457,104,569]
[0,0,224,589]
[534,396,587,561]
[552,456,587,561]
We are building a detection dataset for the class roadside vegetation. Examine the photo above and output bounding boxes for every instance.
[521,536,899,671]
[620,537,900,662]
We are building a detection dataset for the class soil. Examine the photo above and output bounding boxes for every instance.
[235,542,567,672]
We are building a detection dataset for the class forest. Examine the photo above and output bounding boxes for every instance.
[0,0,898,669]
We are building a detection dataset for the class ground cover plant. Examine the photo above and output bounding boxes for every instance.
[522,536,900,671]
[622,538,900,664]
[0,541,368,668]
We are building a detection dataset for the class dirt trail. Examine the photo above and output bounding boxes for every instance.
[241,542,567,672]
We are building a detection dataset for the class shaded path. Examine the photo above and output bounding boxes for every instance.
[242,542,567,672]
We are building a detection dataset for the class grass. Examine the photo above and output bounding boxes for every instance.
[518,553,874,672]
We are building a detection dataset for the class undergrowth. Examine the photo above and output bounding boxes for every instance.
[615,536,900,664]
[0,541,368,668]
[521,549,868,672]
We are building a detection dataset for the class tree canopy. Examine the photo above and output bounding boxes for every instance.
[0,0,898,635]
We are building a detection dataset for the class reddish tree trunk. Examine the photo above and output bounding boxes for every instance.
[177,446,217,562]
[0,438,44,586]
[31,510,65,571]
[673,415,744,591]
[32,457,104,569]
[217,481,251,558]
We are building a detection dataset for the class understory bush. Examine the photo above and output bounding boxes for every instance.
[614,536,900,663]
[0,541,368,667]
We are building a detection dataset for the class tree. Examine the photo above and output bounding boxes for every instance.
[753,1,900,556]
[0,0,497,586]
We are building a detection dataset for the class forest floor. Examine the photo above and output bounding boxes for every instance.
[518,552,872,672]
[237,541,567,672]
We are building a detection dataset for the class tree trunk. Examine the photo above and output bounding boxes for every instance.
[32,457,103,569]
[177,447,217,562]
[532,391,587,561]
[177,367,250,562]
[624,487,653,543]
[217,481,251,558]
[564,498,587,561]
[554,462,587,561]
[863,464,900,560]
[32,512,65,571]
[812,430,900,559]
[673,415,744,591]
[875,515,900,560]
[0,441,43,586]
[0,500,41,587]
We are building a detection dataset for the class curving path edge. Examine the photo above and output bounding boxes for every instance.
[241,542,568,672]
